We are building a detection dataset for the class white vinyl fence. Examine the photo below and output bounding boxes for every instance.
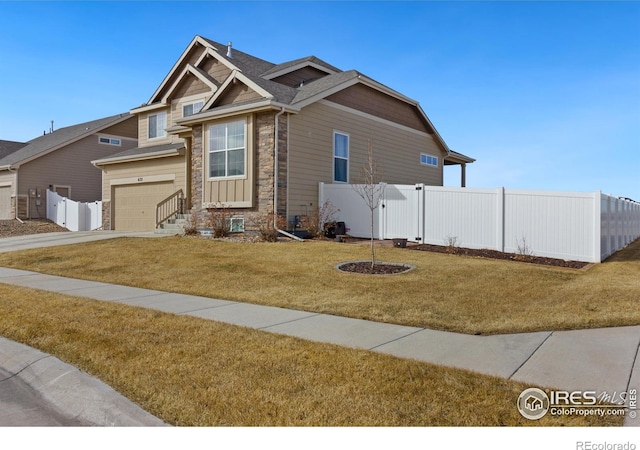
[319,183,640,263]
[46,189,102,232]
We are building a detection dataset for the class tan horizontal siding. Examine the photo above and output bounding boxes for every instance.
[326,84,433,133]
[201,56,233,84]
[171,74,210,101]
[287,101,444,219]
[138,107,173,147]
[100,154,186,202]
[18,134,138,205]
[101,116,138,139]
[216,82,262,107]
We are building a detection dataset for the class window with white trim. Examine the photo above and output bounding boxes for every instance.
[333,132,349,183]
[208,120,246,178]
[148,111,166,139]
[420,153,438,167]
[99,137,121,146]
[183,100,204,117]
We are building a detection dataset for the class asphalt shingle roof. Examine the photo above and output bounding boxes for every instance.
[0,140,27,160]
[0,114,132,168]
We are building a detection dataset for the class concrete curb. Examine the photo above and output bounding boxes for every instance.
[0,337,167,426]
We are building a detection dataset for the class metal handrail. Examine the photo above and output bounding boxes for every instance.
[156,189,184,228]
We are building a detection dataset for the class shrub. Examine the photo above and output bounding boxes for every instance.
[299,201,340,239]
[206,204,234,238]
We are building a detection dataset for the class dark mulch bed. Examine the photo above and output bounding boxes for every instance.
[337,261,415,275]
[0,219,69,238]
[410,244,589,269]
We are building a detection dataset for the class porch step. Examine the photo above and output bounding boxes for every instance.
[154,214,192,235]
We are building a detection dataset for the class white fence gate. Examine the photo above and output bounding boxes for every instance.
[318,183,640,263]
[46,189,102,232]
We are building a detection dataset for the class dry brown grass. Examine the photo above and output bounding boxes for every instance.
[0,284,621,426]
[1,236,638,334]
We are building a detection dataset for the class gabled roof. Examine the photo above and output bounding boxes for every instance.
[261,55,341,79]
[0,113,133,169]
[141,35,473,163]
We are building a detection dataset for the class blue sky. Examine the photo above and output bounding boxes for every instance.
[1,1,638,199]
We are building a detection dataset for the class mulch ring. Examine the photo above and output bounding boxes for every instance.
[337,261,416,275]
[410,244,590,269]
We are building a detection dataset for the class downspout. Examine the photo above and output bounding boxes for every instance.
[273,107,303,241]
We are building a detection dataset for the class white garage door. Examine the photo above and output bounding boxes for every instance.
[113,181,175,231]
[0,186,12,220]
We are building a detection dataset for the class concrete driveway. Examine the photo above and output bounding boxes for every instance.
[0,230,162,253]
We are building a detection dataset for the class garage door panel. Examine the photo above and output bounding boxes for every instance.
[113,181,175,231]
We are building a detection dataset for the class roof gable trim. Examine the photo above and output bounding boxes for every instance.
[203,70,272,111]
[262,61,338,81]
[161,64,219,103]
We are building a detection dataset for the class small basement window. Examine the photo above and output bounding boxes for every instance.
[420,153,438,167]
[229,217,245,233]
[99,137,121,146]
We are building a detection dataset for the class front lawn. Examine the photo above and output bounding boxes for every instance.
[0,284,620,426]
[0,236,638,334]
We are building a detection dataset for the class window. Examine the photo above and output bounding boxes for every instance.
[333,132,349,183]
[99,137,121,146]
[420,153,438,167]
[209,120,246,178]
[183,100,204,117]
[148,112,166,139]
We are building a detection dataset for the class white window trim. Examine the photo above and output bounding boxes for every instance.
[52,185,71,198]
[148,111,167,140]
[420,153,439,167]
[333,131,349,183]
[182,99,205,118]
[207,119,247,181]
[98,136,122,146]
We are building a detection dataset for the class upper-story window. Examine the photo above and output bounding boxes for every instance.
[333,131,349,183]
[183,100,204,117]
[209,119,246,178]
[98,137,121,146]
[420,153,438,167]
[148,111,166,139]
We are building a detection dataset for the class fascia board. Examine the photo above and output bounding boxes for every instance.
[92,149,181,166]
[176,101,297,126]
[146,35,211,104]
[202,70,272,111]
[196,47,240,73]
[262,61,338,80]
[130,102,168,114]
[160,64,218,104]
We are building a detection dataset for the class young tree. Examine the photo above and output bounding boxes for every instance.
[352,140,385,269]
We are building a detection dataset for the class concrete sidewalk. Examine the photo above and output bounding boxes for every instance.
[0,266,638,426]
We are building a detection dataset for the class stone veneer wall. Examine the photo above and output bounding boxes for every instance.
[102,201,111,230]
[190,112,288,231]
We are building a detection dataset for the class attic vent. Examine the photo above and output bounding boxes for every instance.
[226,41,233,58]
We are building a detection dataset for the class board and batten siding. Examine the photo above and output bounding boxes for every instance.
[201,115,254,207]
[100,154,186,202]
[287,100,444,219]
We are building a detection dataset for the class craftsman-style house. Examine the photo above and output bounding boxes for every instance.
[93,36,473,232]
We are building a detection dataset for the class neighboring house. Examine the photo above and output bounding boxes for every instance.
[93,36,474,232]
[0,114,137,220]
